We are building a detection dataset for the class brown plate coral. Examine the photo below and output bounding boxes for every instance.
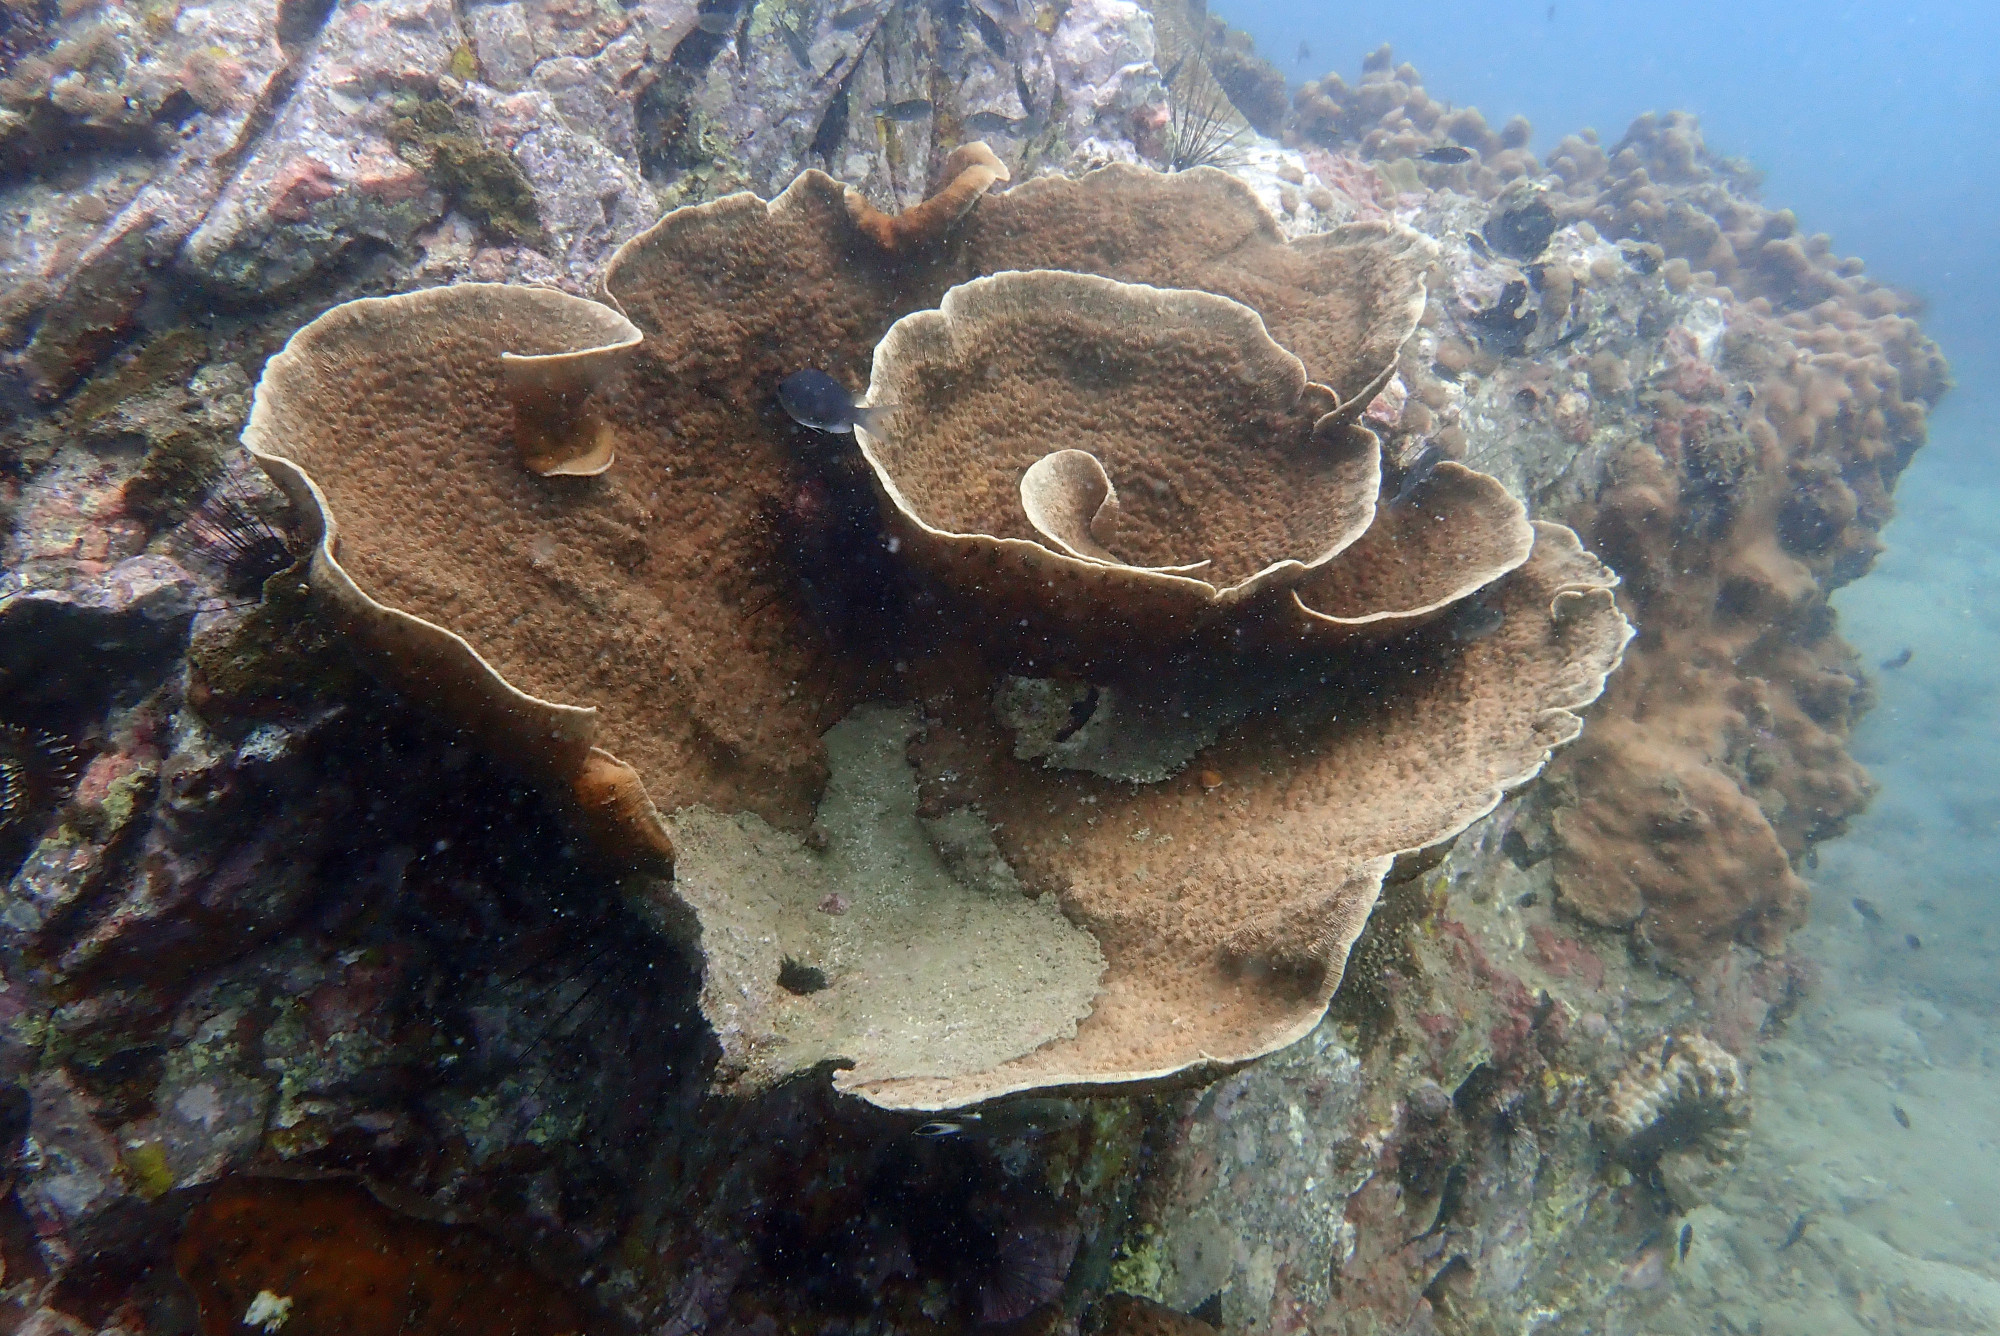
[243,151,1631,1110]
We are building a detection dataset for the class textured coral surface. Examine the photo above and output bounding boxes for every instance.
[247,158,1628,1108]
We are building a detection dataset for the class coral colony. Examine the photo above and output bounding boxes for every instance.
[0,0,1948,1330]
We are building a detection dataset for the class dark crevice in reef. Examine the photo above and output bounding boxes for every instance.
[276,0,339,54]
[634,1,739,179]
[17,672,708,1301]
[1325,871,1432,1051]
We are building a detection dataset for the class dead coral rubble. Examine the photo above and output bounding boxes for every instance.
[244,152,1630,1110]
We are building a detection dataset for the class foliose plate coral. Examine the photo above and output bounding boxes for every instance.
[243,148,1632,1110]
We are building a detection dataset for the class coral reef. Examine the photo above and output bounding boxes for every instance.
[1279,46,1947,968]
[0,8,1950,1335]
[242,149,1628,1109]
[0,0,1172,404]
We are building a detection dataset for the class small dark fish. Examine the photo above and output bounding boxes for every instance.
[778,369,885,435]
[1881,647,1913,670]
[1678,1223,1693,1262]
[777,955,827,995]
[875,97,933,121]
[1158,52,1187,87]
[1419,144,1474,165]
[1906,933,1922,949]
[1448,598,1506,644]
[776,20,813,70]
[1014,63,1038,118]
[1892,1103,1911,1129]
[964,110,1031,135]
[1548,321,1591,351]
[969,3,1008,53]
[829,0,880,29]
[1852,896,1882,924]
[1295,39,1311,64]
[1402,1163,1469,1247]
[1466,231,1493,260]
[1546,3,1555,19]
[692,9,737,34]
[1777,1213,1811,1252]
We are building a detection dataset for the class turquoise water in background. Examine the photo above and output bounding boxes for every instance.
[1211,1,2000,1323]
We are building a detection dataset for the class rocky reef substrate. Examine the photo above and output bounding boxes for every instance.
[0,6,1947,1334]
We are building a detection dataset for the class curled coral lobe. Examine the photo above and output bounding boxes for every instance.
[574,747,674,871]
[858,269,1372,646]
[497,296,642,477]
[846,140,1012,252]
[1289,460,1536,642]
[951,164,1438,415]
[243,283,668,863]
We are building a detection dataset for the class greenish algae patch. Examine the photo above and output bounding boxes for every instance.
[121,1140,176,1199]
[1106,1223,1169,1299]
[385,99,540,245]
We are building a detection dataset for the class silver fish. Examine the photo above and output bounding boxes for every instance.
[911,1098,1084,1140]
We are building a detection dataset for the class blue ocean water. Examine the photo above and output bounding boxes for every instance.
[1215,0,2000,462]
[1211,1,2000,1322]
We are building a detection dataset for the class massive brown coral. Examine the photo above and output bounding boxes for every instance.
[245,152,1629,1108]
[1288,44,1540,198]
[1541,116,1946,962]
[1281,50,1948,966]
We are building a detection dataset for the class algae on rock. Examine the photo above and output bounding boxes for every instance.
[386,98,542,245]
